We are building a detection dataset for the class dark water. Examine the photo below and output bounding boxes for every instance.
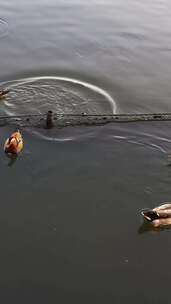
[1,0,171,303]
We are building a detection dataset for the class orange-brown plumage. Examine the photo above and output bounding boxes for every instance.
[4,130,23,155]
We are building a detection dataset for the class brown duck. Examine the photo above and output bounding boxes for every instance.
[4,130,23,155]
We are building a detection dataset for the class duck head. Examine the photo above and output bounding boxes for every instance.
[141,203,171,228]
[141,210,159,222]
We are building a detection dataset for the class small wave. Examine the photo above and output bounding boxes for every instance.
[32,131,75,142]
[149,143,166,154]
[140,132,171,143]
[27,126,98,142]
[127,140,166,153]
[128,140,145,146]
[0,18,9,38]
[109,128,167,154]
[112,135,127,140]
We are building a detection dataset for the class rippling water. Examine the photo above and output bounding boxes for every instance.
[1,0,171,113]
[1,0,171,303]
[0,76,116,116]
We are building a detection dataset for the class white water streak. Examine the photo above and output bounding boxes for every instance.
[1,76,116,113]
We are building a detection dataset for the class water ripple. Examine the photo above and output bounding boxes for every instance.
[1,76,116,116]
[0,18,9,38]
[0,76,116,141]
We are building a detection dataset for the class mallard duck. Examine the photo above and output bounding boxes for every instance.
[141,203,171,227]
[0,89,10,98]
[4,130,23,155]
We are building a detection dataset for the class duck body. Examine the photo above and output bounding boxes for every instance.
[4,130,23,155]
[0,89,10,98]
[141,203,171,227]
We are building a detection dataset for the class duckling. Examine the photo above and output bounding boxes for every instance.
[4,130,23,155]
[0,88,10,98]
[141,203,171,227]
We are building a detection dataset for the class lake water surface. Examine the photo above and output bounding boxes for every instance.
[1,0,171,303]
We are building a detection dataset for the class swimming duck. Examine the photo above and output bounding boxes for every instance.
[0,88,10,98]
[141,203,171,227]
[4,130,23,155]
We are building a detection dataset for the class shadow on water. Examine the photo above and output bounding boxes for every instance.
[6,153,18,167]
[138,221,171,234]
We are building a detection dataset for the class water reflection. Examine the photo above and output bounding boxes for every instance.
[138,221,171,234]
[6,153,18,167]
